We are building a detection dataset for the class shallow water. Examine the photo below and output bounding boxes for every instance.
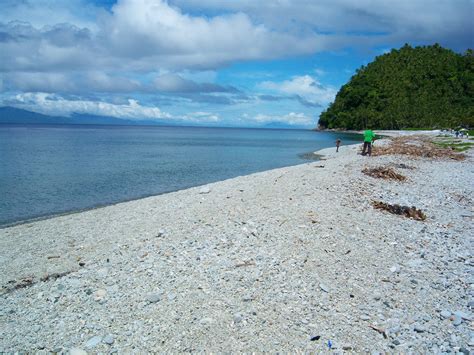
[0,124,361,225]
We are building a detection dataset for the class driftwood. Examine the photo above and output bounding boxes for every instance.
[373,136,465,160]
[372,201,427,221]
[362,166,406,181]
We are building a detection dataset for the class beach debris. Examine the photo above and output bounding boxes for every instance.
[79,261,86,267]
[310,335,321,341]
[373,135,465,160]
[393,163,415,170]
[327,340,333,349]
[372,201,427,221]
[47,255,61,259]
[362,166,406,181]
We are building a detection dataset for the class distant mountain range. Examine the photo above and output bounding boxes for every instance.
[0,106,302,129]
[0,106,177,126]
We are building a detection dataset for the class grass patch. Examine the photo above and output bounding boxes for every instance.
[433,139,474,152]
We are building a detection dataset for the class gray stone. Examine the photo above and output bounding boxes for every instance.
[360,314,370,321]
[414,324,426,333]
[85,335,102,348]
[69,348,88,355]
[199,186,211,194]
[468,300,474,308]
[103,334,115,345]
[453,311,472,321]
[392,339,401,346]
[459,348,469,355]
[452,315,462,326]
[233,313,243,323]
[146,293,162,303]
[440,310,451,319]
[319,283,329,293]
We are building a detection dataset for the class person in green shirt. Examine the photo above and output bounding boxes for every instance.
[362,129,375,156]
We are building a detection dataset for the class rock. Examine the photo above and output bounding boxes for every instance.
[440,310,451,319]
[319,283,330,293]
[453,311,472,321]
[69,348,88,355]
[452,315,462,326]
[199,186,211,194]
[233,313,243,323]
[360,314,370,321]
[459,347,469,355]
[414,324,425,333]
[373,293,382,301]
[468,338,474,347]
[103,334,115,345]
[146,293,162,303]
[392,339,401,346]
[468,300,474,308]
[85,336,102,348]
[156,229,165,238]
[94,289,107,301]
[199,317,214,326]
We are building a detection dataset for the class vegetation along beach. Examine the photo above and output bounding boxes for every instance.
[0,0,473,353]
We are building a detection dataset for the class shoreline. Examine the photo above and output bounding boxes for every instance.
[1,133,473,352]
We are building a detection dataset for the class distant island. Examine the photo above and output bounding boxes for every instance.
[318,44,474,130]
[0,107,300,129]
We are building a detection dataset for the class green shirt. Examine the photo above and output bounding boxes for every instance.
[364,130,375,143]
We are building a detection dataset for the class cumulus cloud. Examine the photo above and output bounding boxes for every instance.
[8,92,174,120]
[173,0,474,50]
[260,75,337,107]
[252,112,314,126]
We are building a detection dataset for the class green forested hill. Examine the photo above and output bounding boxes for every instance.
[318,44,474,130]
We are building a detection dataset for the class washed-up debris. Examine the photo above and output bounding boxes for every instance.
[235,260,256,268]
[310,335,321,341]
[362,166,406,181]
[372,201,427,221]
[373,135,465,160]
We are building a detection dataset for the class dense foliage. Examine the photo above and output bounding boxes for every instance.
[318,44,474,130]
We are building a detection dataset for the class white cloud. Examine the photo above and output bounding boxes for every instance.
[183,111,220,122]
[253,112,313,126]
[260,75,337,107]
[9,93,174,120]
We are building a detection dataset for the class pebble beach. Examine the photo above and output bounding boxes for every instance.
[1,133,473,353]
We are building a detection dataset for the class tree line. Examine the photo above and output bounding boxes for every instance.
[318,44,474,130]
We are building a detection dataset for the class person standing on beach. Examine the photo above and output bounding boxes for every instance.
[362,129,375,156]
[336,138,341,152]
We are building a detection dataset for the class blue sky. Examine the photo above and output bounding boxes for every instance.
[0,0,472,128]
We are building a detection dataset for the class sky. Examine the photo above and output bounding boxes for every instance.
[0,0,473,128]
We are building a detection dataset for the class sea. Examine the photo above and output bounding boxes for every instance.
[0,124,361,226]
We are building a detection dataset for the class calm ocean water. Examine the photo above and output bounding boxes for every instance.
[0,124,361,226]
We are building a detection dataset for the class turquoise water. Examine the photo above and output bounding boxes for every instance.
[0,124,361,226]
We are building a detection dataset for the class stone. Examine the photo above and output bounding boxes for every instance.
[453,311,472,321]
[103,334,115,345]
[156,229,165,238]
[234,313,243,323]
[452,315,462,326]
[85,336,102,348]
[146,293,162,303]
[459,347,469,355]
[319,283,330,293]
[440,310,451,319]
[360,314,370,321]
[414,324,425,333]
[199,186,211,194]
[392,339,401,346]
[69,348,88,355]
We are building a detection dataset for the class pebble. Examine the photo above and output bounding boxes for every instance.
[440,310,452,319]
[103,334,115,345]
[319,283,330,293]
[360,314,370,321]
[199,186,211,194]
[69,348,88,355]
[452,315,462,326]
[85,335,102,348]
[414,324,426,333]
[146,293,162,303]
[233,313,243,323]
